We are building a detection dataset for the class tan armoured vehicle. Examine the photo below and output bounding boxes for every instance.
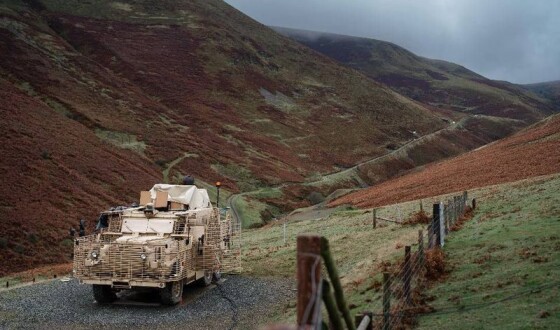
[73,184,241,305]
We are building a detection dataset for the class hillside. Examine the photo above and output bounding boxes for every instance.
[0,77,162,275]
[524,80,560,108]
[242,173,560,328]
[330,113,560,208]
[274,27,558,122]
[0,0,450,274]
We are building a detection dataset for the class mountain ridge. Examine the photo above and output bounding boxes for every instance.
[0,0,445,274]
[273,26,558,122]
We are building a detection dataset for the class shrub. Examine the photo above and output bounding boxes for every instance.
[425,248,446,280]
[41,150,51,160]
[260,209,274,222]
[306,191,325,205]
[27,233,39,244]
[403,210,430,225]
[247,222,264,229]
[60,238,74,247]
[13,244,25,254]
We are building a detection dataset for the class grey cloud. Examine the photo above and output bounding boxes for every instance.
[224,0,560,84]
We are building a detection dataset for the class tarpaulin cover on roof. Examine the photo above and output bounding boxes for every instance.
[149,184,210,209]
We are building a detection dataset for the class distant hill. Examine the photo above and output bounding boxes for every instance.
[523,80,560,108]
[273,27,558,122]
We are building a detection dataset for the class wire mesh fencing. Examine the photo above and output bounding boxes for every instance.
[371,191,473,330]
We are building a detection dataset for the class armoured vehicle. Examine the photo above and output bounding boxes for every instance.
[73,184,241,305]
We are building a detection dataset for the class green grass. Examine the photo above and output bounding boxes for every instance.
[94,128,146,154]
[231,195,279,228]
[417,175,560,329]
[245,187,283,199]
[243,174,560,326]
[242,200,431,323]
[243,201,428,322]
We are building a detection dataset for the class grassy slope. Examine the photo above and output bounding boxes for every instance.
[274,27,557,122]
[243,202,427,324]
[418,175,560,329]
[243,174,560,327]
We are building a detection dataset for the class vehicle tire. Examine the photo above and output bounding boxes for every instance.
[160,280,183,306]
[92,285,117,304]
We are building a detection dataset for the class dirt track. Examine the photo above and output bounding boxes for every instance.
[0,275,295,330]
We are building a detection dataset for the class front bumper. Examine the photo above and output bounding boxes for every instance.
[73,235,191,285]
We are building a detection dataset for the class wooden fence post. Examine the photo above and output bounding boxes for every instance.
[320,237,356,330]
[322,280,344,330]
[404,246,412,306]
[472,198,477,210]
[418,230,424,268]
[383,273,391,330]
[440,202,445,246]
[432,203,441,247]
[420,200,423,213]
[373,209,377,229]
[297,235,322,327]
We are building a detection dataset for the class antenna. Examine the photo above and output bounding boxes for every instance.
[215,181,222,208]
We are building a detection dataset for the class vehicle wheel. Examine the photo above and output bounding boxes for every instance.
[160,281,183,306]
[213,270,222,282]
[92,285,117,304]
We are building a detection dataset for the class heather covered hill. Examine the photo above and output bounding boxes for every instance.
[1,0,444,191]
[0,0,448,274]
[0,77,161,275]
[330,113,560,209]
[274,27,557,122]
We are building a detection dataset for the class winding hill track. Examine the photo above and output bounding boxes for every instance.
[226,116,464,223]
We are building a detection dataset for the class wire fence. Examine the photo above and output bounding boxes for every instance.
[372,192,471,330]
[296,191,475,330]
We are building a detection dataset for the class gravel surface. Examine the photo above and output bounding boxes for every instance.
[0,276,295,330]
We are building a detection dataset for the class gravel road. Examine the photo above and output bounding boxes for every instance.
[0,276,295,330]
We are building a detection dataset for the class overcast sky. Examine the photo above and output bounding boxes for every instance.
[224,0,560,84]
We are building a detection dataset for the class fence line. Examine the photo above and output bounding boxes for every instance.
[296,191,475,329]
[376,191,472,329]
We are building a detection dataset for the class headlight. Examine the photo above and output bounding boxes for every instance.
[91,251,98,259]
[140,253,147,260]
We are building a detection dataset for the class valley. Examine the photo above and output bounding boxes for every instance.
[0,1,559,329]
